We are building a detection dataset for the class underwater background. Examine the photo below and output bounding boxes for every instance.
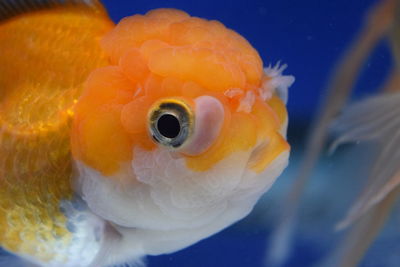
[99,0,395,266]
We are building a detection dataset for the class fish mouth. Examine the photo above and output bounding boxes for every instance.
[246,140,270,168]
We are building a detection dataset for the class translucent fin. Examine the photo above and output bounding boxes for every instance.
[89,223,145,267]
[0,0,106,21]
[389,0,400,69]
[321,186,400,267]
[265,0,396,265]
[331,93,400,229]
[330,93,400,152]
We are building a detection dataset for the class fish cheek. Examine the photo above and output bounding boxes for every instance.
[247,133,290,173]
[247,98,290,173]
[73,106,133,176]
[184,111,258,172]
[72,67,136,176]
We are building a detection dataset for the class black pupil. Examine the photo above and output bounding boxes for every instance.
[157,114,181,139]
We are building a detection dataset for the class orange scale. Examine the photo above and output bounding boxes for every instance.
[181,81,206,98]
[100,15,146,63]
[207,20,227,34]
[224,35,263,78]
[167,22,189,45]
[267,95,288,126]
[239,57,263,86]
[109,87,138,106]
[222,35,240,50]
[129,132,156,150]
[194,40,233,54]
[141,18,172,43]
[161,77,185,97]
[148,46,246,92]
[191,40,212,50]
[168,22,213,46]
[189,18,225,39]
[120,96,154,134]
[146,8,189,22]
[179,17,210,30]
[101,15,173,63]
[72,106,133,176]
[251,98,280,135]
[75,66,135,115]
[223,53,261,85]
[119,48,149,84]
[140,40,170,61]
[226,29,258,56]
[144,74,167,99]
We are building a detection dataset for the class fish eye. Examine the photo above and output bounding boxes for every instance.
[148,99,194,148]
[157,114,181,138]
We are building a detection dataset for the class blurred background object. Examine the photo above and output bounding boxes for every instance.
[266,0,400,267]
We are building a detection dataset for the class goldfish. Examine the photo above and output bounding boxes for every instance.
[0,0,294,266]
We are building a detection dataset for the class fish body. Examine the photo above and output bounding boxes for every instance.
[0,1,294,266]
[0,2,113,266]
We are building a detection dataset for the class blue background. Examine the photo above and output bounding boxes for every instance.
[99,0,394,267]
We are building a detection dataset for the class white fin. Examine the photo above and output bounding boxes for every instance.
[320,186,400,267]
[331,92,400,229]
[331,93,400,150]
[262,62,294,104]
[88,223,145,267]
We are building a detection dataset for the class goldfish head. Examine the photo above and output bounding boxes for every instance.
[71,9,293,254]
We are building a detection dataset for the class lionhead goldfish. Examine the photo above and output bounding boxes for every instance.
[0,0,294,266]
